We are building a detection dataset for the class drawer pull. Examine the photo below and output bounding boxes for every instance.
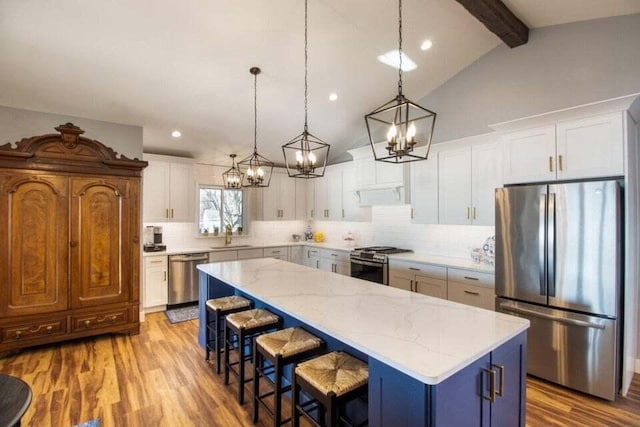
[15,330,22,339]
[272,251,281,254]
[111,316,118,324]
[331,253,338,257]
[84,320,91,328]
[463,276,479,281]
[464,290,480,296]
[409,267,421,271]
[149,260,163,264]
[46,325,53,334]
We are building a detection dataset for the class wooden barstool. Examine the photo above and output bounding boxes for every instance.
[252,327,326,426]
[225,308,282,404]
[205,295,253,374]
[292,351,369,427]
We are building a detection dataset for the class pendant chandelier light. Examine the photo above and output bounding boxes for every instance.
[364,0,436,163]
[238,67,274,187]
[282,0,330,179]
[222,154,243,189]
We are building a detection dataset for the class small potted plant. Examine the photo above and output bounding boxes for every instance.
[213,226,219,236]
[237,226,243,235]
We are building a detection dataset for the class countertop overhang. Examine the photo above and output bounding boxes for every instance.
[197,258,527,385]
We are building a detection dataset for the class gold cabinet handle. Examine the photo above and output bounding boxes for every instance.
[467,207,471,220]
[166,209,169,219]
[473,207,477,220]
[464,290,480,296]
[548,156,553,172]
[111,316,118,324]
[171,208,174,219]
[558,155,563,171]
[46,325,53,334]
[163,271,167,281]
[482,368,497,402]
[84,320,91,328]
[493,364,505,397]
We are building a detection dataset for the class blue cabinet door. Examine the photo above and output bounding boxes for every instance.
[490,332,527,427]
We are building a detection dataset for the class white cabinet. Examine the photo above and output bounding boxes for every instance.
[303,246,320,268]
[342,162,371,222]
[306,180,316,220]
[438,138,502,226]
[503,112,624,184]
[264,246,289,261]
[261,171,296,220]
[446,268,495,311]
[237,248,264,260]
[389,260,447,299]
[313,175,329,219]
[290,246,303,265]
[410,149,439,224]
[209,250,238,262]
[143,256,168,311]
[295,179,307,220]
[327,167,343,221]
[143,159,195,222]
[318,248,350,275]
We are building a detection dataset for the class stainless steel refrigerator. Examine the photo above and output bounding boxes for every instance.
[495,180,622,401]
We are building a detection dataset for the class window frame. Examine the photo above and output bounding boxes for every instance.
[197,184,245,236]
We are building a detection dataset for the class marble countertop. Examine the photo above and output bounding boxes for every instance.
[197,258,528,385]
[388,253,495,273]
[142,241,354,257]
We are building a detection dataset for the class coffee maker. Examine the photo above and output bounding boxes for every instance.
[143,226,166,252]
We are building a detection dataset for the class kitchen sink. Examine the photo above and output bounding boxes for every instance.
[211,245,253,249]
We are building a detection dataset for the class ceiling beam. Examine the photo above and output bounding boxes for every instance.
[454,0,529,48]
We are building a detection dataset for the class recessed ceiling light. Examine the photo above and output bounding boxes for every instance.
[421,40,433,51]
[171,130,182,138]
[329,93,338,101]
[377,50,417,71]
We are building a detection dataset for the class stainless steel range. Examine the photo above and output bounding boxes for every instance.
[350,246,412,285]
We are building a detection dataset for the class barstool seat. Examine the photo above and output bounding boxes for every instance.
[205,295,253,374]
[293,351,368,427]
[206,295,252,311]
[253,327,326,426]
[225,308,282,404]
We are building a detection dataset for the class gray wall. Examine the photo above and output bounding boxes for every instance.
[0,105,143,159]
[422,13,640,143]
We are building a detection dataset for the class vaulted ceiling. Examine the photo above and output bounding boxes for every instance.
[1,0,639,165]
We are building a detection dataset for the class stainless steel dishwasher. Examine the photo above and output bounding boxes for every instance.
[168,252,209,305]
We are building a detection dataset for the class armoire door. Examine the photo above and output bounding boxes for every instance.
[70,177,131,308]
[0,172,69,316]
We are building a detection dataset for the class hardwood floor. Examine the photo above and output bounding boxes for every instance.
[1,312,639,426]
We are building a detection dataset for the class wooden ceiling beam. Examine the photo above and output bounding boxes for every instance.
[454,0,529,48]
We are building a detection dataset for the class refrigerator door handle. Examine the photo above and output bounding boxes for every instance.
[547,192,556,298]
[539,194,547,296]
[498,303,606,330]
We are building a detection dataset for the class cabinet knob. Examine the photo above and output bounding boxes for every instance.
[84,320,91,328]
[15,330,22,339]
[133,236,140,244]
[46,325,53,334]
[69,241,78,248]
[111,316,117,324]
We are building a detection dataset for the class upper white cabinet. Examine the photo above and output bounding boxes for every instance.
[261,170,296,221]
[437,136,502,226]
[410,148,439,224]
[309,164,370,221]
[143,157,194,222]
[502,112,624,184]
[348,144,408,199]
[295,178,307,220]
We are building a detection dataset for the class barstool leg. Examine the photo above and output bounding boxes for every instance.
[327,392,337,427]
[252,341,260,423]
[292,374,300,427]
[238,328,246,404]
[273,354,282,427]
[215,310,223,374]
[224,323,231,385]
[205,308,211,361]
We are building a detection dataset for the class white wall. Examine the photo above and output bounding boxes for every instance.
[0,105,143,159]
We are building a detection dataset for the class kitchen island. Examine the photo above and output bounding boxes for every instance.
[198,258,529,426]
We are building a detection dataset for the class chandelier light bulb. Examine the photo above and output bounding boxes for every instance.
[257,167,264,177]
[407,121,417,141]
[308,151,317,164]
[387,123,398,141]
[296,151,304,163]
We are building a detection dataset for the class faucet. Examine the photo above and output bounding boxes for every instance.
[224,224,233,246]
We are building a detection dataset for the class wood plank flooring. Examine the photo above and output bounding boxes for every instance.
[1,312,639,426]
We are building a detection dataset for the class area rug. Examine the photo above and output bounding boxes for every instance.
[165,305,199,324]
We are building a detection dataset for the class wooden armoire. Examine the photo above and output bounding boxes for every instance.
[0,123,147,353]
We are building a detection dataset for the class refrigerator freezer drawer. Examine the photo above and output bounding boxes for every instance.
[496,298,618,400]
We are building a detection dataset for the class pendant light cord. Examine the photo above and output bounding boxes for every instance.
[398,0,403,97]
[253,72,258,153]
[304,0,309,133]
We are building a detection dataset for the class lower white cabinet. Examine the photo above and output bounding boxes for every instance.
[318,248,350,275]
[304,247,320,268]
[209,250,238,262]
[143,256,168,311]
[290,246,303,265]
[389,260,495,310]
[389,260,447,299]
[264,246,289,261]
[238,248,264,260]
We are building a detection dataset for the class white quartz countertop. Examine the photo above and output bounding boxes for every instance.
[142,241,354,257]
[388,253,495,273]
[197,258,528,385]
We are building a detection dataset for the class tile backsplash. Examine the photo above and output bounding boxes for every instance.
[147,205,493,259]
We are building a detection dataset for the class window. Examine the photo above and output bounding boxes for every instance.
[198,186,243,234]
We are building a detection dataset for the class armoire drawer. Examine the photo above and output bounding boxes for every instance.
[71,309,129,332]
[2,317,67,343]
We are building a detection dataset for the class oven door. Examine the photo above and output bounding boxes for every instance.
[350,258,386,284]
